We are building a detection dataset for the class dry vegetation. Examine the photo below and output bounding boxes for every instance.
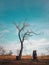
[0,55,49,65]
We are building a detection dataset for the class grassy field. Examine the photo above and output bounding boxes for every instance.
[0,55,49,65]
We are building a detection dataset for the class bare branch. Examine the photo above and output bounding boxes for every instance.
[20,22,29,32]
[13,22,20,30]
[13,22,30,43]
[22,31,37,42]
[13,22,38,43]
[13,22,28,31]
[13,22,22,43]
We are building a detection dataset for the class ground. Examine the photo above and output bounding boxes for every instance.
[0,55,49,65]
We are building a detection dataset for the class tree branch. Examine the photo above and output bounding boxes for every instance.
[22,31,37,42]
[19,22,28,32]
[13,22,38,43]
[13,22,20,30]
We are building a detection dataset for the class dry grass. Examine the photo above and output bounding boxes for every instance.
[0,55,49,65]
[0,55,16,60]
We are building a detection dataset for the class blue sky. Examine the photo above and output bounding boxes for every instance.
[0,0,49,55]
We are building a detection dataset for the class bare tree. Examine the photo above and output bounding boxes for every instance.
[7,50,13,55]
[45,48,49,55]
[14,22,37,60]
[0,46,6,55]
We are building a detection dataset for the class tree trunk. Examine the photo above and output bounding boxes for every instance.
[16,42,23,60]
[19,42,23,59]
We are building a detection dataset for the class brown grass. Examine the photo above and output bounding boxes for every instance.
[0,55,16,60]
[0,55,49,65]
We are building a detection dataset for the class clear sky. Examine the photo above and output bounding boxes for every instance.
[0,0,49,55]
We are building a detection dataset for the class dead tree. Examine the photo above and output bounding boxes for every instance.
[14,22,37,60]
